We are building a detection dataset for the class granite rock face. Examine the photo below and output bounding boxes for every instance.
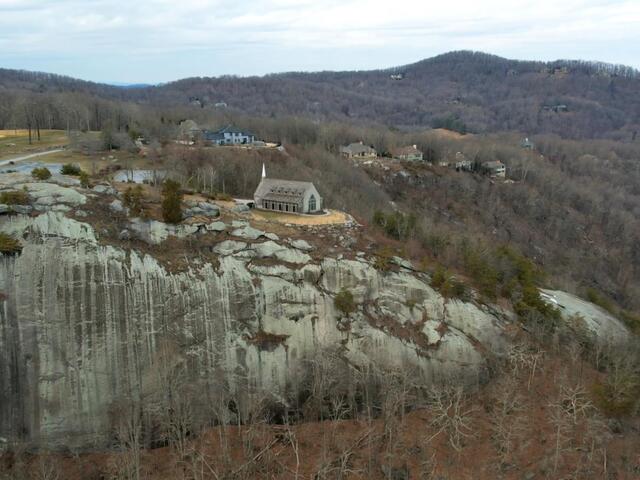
[0,189,629,450]
[0,211,510,449]
[541,289,630,345]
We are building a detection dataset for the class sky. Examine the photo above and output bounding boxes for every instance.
[0,0,639,84]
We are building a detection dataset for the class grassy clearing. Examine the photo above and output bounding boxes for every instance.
[32,149,145,174]
[0,129,69,159]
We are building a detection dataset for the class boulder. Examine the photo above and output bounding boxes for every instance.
[251,241,312,264]
[10,182,86,207]
[128,219,170,244]
[213,240,248,255]
[232,203,250,213]
[92,184,117,195]
[47,205,71,213]
[541,289,630,344]
[109,199,126,213]
[392,256,414,270]
[290,239,314,252]
[184,201,220,218]
[232,225,266,240]
[205,221,227,232]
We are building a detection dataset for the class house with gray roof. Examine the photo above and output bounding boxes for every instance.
[340,141,377,159]
[521,137,535,150]
[481,160,506,178]
[203,125,256,145]
[253,165,322,214]
[391,144,423,162]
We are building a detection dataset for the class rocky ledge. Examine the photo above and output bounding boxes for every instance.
[0,177,630,449]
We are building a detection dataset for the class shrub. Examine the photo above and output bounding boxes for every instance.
[585,288,616,315]
[0,189,29,205]
[619,310,640,334]
[31,167,52,180]
[123,185,146,217]
[79,170,90,188]
[462,244,498,301]
[421,233,450,259]
[430,266,448,290]
[592,375,640,418]
[372,210,418,241]
[373,246,394,271]
[334,289,356,316]
[161,179,183,224]
[449,278,468,300]
[429,266,468,300]
[61,163,82,176]
[209,192,233,201]
[494,246,560,323]
[0,233,22,255]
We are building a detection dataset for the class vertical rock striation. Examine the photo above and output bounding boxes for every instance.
[1,211,508,449]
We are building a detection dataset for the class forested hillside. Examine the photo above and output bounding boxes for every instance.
[1,51,640,480]
[2,51,640,139]
[1,51,640,314]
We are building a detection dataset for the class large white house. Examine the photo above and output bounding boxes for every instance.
[253,165,322,214]
[204,125,256,145]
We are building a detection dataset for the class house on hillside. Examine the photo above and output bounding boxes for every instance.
[204,125,257,145]
[391,145,423,162]
[454,152,473,171]
[481,160,506,178]
[542,104,568,113]
[254,165,323,214]
[340,141,377,159]
[521,137,535,150]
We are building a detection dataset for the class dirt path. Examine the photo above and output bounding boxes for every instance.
[0,148,65,166]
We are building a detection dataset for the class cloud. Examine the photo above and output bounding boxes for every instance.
[0,0,638,82]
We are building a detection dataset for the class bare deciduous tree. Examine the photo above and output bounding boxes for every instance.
[426,385,475,452]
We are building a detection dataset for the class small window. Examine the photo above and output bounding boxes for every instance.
[308,194,316,211]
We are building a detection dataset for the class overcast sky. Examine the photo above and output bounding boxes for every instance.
[0,0,638,84]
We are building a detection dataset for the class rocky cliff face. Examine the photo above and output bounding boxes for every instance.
[0,178,628,450]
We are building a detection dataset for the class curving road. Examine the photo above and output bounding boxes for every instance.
[0,149,65,167]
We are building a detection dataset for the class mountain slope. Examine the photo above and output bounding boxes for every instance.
[144,51,640,138]
[1,51,639,139]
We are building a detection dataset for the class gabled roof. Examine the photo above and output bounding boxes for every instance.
[213,125,254,135]
[254,178,317,203]
[482,160,505,169]
[391,145,422,157]
[203,131,225,141]
[203,125,255,140]
[340,142,376,155]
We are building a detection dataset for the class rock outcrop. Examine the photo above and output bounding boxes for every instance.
[0,179,630,450]
[0,211,505,449]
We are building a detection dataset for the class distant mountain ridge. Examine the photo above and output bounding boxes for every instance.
[1,51,640,139]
